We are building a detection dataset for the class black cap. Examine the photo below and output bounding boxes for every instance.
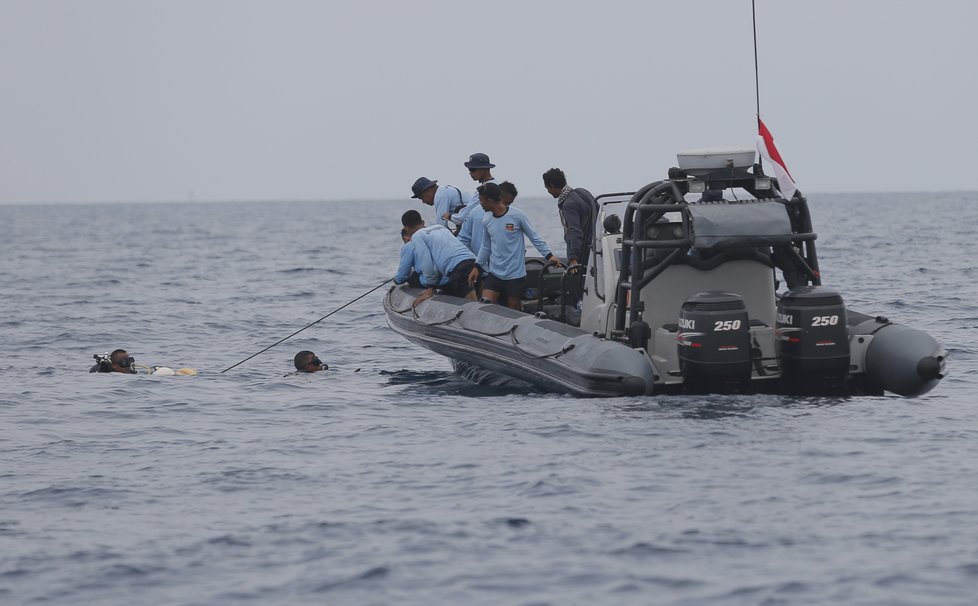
[464,153,495,169]
[411,177,438,198]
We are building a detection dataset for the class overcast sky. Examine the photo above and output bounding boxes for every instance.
[2,0,976,204]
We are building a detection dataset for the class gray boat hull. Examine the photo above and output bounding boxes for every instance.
[384,285,657,397]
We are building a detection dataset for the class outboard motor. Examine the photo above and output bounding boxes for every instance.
[776,286,850,395]
[678,291,752,394]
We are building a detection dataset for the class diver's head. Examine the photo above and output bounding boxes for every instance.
[294,350,326,373]
[110,349,136,374]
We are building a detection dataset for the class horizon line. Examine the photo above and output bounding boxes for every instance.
[2,188,977,207]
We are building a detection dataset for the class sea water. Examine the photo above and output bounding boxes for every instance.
[2,193,977,605]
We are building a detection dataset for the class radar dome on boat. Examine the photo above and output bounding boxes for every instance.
[677,147,756,175]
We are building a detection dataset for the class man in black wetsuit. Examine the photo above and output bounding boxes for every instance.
[294,350,327,373]
[90,349,136,373]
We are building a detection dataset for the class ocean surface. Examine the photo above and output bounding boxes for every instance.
[2,192,977,606]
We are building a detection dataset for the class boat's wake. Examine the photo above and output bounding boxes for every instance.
[380,367,545,397]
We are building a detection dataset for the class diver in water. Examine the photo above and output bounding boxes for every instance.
[90,349,137,374]
[294,350,327,373]
[90,349,198,375]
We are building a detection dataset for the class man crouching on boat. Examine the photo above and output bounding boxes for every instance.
[394,219,433,290]
[401,210,479,306]
[468,182,561,310]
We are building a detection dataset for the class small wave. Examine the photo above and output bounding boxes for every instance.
[526,424,603,438]
[381,369,455,385]
[610,541,686,558]
[99,562,167,579]
[521,473,598,498]
[0,520,21,536]
[313,566,389,592]
[19,484,132,507]
[67,548,122,562]
[198,467,312,492]
[207,534,251,547]
[65,279,121,287]
[622,575,704,590]
[280,266,349,275]
[802,472,901,486]
[380,368,537,397]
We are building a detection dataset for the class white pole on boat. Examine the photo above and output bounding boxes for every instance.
[752,0,761,120]
[220,278,393,373]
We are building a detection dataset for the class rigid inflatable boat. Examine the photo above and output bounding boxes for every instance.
[384,148,946,397]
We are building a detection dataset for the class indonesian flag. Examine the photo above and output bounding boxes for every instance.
[757,117,797,200]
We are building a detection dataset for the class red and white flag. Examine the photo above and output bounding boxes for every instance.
[756,117,797,200]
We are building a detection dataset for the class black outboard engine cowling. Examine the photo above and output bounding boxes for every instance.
[776,286,850,395]
[678,291,752,394]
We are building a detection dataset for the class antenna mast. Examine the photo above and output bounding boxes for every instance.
[752,0,761,119]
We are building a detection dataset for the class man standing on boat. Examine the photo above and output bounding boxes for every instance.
[458,180,518,258]
[468,183,561,310]
[410,177,466,232]
[499,181,518,207]
[542,168,597,271]
[448,153,498,233]
[457,194,486,257]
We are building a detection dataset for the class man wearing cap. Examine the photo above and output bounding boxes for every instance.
[410,177,466,232]
[542,168,598,271]
[449,153,498,230]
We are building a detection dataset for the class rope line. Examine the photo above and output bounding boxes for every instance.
[221,279,392,373]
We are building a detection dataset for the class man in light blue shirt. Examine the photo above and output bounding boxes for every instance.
[457,201,486,256]
[401,211,478,305]
[450,152,497,230]
[469,183,561,310]
[410,177,467,232]
[393,219,448,290]
[499,181,518,207]
[393,230,422,287]
[459,180,518,255]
